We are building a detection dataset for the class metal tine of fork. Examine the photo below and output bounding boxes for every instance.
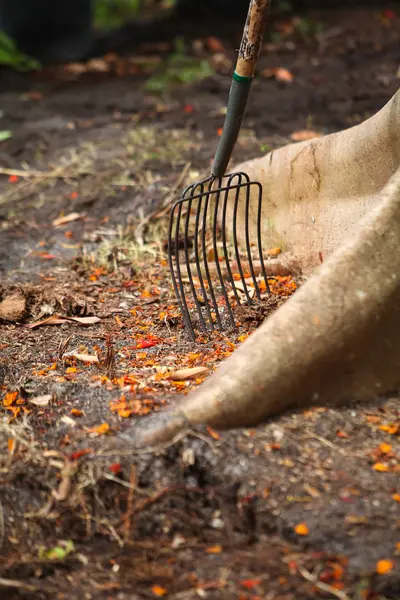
[169,198,196,341]
[191,183,216,331]
[244,177,262,300]
[183,184,209,333]
[232,176,253,305]
[201,181,223,331]
[255,181,270,294]
[210,178,236,330]
[221,176,241,306]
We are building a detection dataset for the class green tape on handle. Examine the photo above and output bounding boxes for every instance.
[232,71,253,84]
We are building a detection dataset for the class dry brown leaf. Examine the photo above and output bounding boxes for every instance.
[28,315,67,329]
[64,351,99,364]
[206,36,225,53]
[29,394,52,406]
[65,62,87,74]
[29,315,100,329]
[86,58,110,72]
[266,246,282,257]
[261,67,293,82]
[290,129,323,142]
[52,212,82,227]
[168,366,209,381]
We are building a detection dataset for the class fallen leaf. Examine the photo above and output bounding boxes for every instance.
[206,545,222,553]
[378,423,399,435]
[29,315,70,329]
[240,578,262,589]
[379,442,392,454]
[39,540,74,561]
[65,62,87,74]
[3,391,19,406]
[290,129,323,142]
[294,522,309,536]
[373,463,390,472]
[118,409,134,418]
[64,351,99,364]
[392,493,400,503]
[71,408,84,417]
[206,426,220,440]
[376,559,393,575]
[86,58,110,72]
[151,585,167,597]
[261,66,293,82]
[336,430,349,438]
[28,315,101,329]
[87,423,110,436]
[168,366,209,381]
[366,415,381,424]
[69,448,93,461]
[206,36,225,53]
[29,394,52,406]
[109,463,122,474]
[136,337,160,349]
[0,130,12,142]
[266,246,282,257]
[52,212,82,227]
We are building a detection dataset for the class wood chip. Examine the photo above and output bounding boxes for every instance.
[52,212,82,227]
[29,394,52,406]
[168,366,209,381]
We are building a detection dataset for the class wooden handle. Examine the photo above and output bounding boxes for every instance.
[235,0,270,79]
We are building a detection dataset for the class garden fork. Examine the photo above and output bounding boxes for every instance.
[168,0,271,341]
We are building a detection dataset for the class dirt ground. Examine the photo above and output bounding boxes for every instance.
[0,7,399,600]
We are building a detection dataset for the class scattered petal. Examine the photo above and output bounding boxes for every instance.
[294,522,309,536]
[379,442,392,454]
[376,559,393,575]
[206,544,222,554]
[87,423,110,436]
[240,578,262,589]
[71,408,84,417]
[151,585,167,597]
[373,463,390,472]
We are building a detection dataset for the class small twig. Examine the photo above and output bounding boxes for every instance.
[0,577,38,592]
[298,566,350,600]
[104,334,116,380]
[302,434,337,450]
[123,465,136,541]
[0,500,4,551]
[80,494,92,538]
[58,335,72,360]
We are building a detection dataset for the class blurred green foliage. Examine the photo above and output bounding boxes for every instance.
[0,31,40,70]
[145,37,213,92]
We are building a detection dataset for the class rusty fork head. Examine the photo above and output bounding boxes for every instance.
[168,171,270,341]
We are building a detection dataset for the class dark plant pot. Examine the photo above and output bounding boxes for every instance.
[0,0,93,63]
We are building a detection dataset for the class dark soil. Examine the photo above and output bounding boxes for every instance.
[0,7,399,600]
